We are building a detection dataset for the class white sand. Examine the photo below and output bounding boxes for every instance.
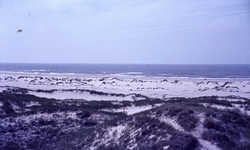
[0,72,249,100]
[101,104,163,115]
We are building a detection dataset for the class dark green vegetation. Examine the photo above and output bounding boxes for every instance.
[0,88,250,150]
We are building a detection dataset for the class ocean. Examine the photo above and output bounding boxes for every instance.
[0,63,249,79]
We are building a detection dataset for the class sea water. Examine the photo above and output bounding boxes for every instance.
[0,63,249,79]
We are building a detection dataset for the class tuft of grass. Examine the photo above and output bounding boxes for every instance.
[2,100,15,114]
[177,110,198,131]
[168,131,198,150]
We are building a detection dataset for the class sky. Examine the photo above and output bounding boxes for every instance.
[0,0,250,64]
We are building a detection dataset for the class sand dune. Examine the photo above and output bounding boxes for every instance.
[1,73,250,150]
[0,73,249,101]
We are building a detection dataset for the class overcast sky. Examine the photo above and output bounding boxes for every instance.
[1,0,250,64]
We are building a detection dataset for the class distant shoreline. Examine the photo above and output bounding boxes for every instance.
[1,64,250,79]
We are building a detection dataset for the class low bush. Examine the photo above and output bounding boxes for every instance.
[177,110,198,131]
[168,131,198,150]
[202,131,236,150]
[2,100,15,114]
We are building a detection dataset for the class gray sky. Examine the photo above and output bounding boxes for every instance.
[1,0,250,64]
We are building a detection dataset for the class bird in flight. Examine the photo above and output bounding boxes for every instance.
[27,11,37,19]
[17,29,22,33]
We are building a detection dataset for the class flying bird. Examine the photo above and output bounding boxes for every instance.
[17,29,22,33]
[27,11,37,19]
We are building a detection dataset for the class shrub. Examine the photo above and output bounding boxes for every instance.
[177,111,198,131]
[202,131,236,150]
[204,118,225,132]
[168,132,198,150]
[2,100,15,114]
[84,121,97,127]
[3,141,24,150]
[76,111,91,118]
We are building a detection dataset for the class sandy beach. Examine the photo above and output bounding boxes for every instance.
[1,73,249,101]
